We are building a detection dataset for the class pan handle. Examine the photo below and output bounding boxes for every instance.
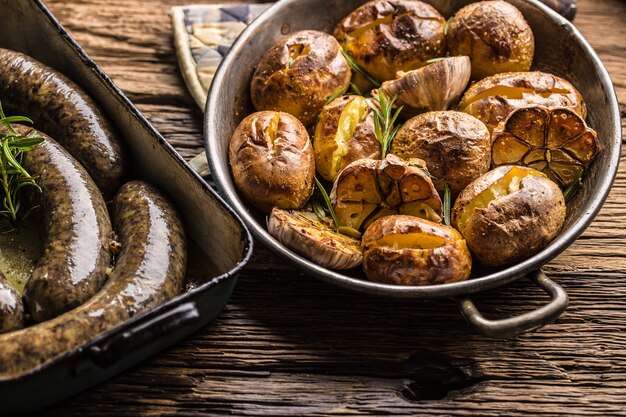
[456,270,568,338]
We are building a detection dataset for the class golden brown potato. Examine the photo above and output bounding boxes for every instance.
[447,1,535,80]
[391,111,491,193]
[331,154,442,234]
[452,166,566,267]
[334,0,446,83]
[491,106,598,188]
[229,111,315,213]
[268,208,363,270]
[313,95,381,182]
[251,30,351,127]
[379,56,471,118]
[361,215,472,285]
[459,71,586,133]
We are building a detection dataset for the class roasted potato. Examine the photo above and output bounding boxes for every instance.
[229,111,315,213]
[447,1,535,80]
[452,166,566,267]
[313,95,381,181]
[379,56,471,118]
[391,111,491,193]
[459,71,586,133]
[251,30,351,127]
[334,0,446,83]
[361,215,472,285]
[491,106,598,188]
[268,208,363,270]
[331,154,443,234]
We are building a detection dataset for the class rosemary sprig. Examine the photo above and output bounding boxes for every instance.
[563,171,584,203]
[325,88,345,106]
[0,101,44,230]
[349,82,364,97]
[314,176,339,231]
[444,17,452,36]
[369,90,404,159]
[341,50,380,89]
[443,183,452,226]
[426,57,446,64]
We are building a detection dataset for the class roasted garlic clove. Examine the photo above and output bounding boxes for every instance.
[491,106,598,188]
[379,57,471,118]
[330,154,442,232]
[267,208,363,270]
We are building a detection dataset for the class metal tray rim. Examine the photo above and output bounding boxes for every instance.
[0,0,254,385]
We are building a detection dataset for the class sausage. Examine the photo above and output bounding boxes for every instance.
[19,127,113,322]
[0,272,23,333]
[0,48,128,196]
[0,180,186,377]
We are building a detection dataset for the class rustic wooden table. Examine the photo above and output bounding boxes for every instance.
[40,0,626,415]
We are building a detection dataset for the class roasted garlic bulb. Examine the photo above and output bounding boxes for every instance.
[491,106,598,188]
[330,154,443,234]
[268,208,363,270]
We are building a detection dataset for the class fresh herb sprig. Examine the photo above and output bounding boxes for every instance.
[369,90,403,159]
[313,176,339,231]
[443,183,452,226]
[341,50,380,89]
[563,171,584,203]
[0,101,43,230]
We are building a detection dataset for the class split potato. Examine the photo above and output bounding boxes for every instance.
[334,0,446,83]
[229,111,315,213]
[331,154,442,234]
[361,215,472,286]
[452,166,566,267]
[268,208,363,270]
[391,111,491,193]
[251,30,351,126]
[459,71,586,133]
[313,95,381,182]
[491,106,598,188]
[379,56,471,118]
[447,1,535,80]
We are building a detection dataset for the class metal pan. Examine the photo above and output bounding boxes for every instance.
[205,0,621,338]
[0,1,252,414]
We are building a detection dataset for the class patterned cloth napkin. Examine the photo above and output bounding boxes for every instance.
[171,3,272,110]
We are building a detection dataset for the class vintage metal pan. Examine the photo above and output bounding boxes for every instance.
[0,1,252,414]
[205,0,621,338]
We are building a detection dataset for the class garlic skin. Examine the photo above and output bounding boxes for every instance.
[379,56,471,118]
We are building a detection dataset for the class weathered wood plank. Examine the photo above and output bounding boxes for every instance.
[37,0,626,415]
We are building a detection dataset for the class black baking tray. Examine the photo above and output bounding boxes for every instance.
[0,0,253,414]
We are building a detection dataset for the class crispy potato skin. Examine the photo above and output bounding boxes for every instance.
[392,111,491,192]
[268,208,363,270]
[313,95,380,181]
[452,166,566,267]
[229,111,315,213]
[334,0,446,83]
[459,71,586,133]
[447,1,534,80]
[251,30,350,127]
[362,215,472,286]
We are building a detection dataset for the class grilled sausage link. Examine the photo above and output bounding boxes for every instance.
[0,48,128,196]
[0,272,23,333]
[0,180,186,378]
[20,128,113,322]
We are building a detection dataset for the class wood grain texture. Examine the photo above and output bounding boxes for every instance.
[36,0,626,415]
